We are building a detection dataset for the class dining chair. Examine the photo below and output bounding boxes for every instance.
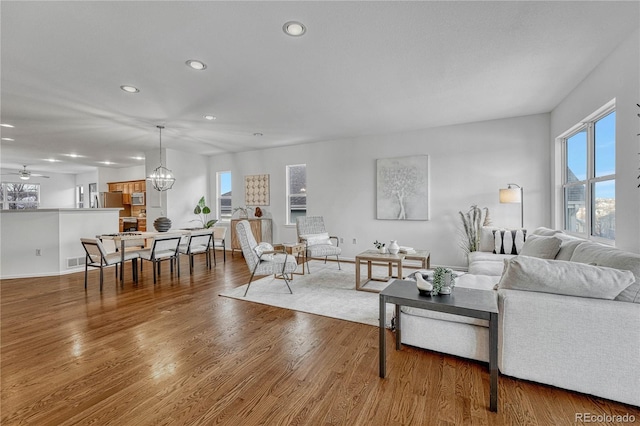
[178,230,213,274]
[236,220,298,296]
[137,235,182,284]
[81,238,140,291]
[212,226,227,263]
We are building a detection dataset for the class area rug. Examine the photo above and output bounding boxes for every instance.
[219,261,398,327]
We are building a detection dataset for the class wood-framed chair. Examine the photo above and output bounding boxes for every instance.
[137,235,182,284]
[236,220,298,296]
[212,226,227,264]
[295,216,341,273]
[81,237,140,291]
[178,230,213,274]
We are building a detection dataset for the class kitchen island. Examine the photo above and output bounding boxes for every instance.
[0,208,121,279]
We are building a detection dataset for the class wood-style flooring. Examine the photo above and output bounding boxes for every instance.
[1,254,638,425]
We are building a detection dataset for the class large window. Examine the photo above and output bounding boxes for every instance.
[0,182,40,209]
[561,104,615,241]
[286,164,306,225]
[217,171,232,221]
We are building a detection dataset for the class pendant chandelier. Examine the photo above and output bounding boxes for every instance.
[147,125,175,191]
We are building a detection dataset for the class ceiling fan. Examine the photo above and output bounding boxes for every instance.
[2,165,50,180]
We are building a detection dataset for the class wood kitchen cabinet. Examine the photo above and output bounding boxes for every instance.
[133,181,145,192]
[137,218,146,232]
[230,218,272,256]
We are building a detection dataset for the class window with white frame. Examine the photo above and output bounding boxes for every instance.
[561,103,615,241]
[75,185,84,208]
[286,164,306,225]
[217,171,232,221]
[0,182,40,209]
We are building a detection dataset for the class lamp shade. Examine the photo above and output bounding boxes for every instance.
[499,187,521,204]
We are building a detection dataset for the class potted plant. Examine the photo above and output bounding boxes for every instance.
[432,266,456,295]
[233,206,251,219]
[373,240,386,254]
[192,196,217,228]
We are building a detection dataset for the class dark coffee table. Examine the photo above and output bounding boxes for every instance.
[379,280,499,412]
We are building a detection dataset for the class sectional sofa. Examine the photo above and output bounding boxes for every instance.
[400,227,640,406]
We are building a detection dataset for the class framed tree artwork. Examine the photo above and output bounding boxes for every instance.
[376,155,429,220]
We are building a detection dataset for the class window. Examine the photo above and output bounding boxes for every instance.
[217,171,232,221]
[561,104,615,241]
[76,185,84,208]
[0,182,40,209]
[286,164,306,225]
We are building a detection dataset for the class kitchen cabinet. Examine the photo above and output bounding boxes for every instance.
[134,181,145,192]
[138,218,146,232]
[230,218,272,256]
[122,193,132,205]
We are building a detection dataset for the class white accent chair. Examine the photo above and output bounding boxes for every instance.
[236,220,298,296]
[81,238,140,291]
[295,216,341,273]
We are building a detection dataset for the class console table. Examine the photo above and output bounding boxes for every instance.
[230,218,272,256]
[379,280,499,412]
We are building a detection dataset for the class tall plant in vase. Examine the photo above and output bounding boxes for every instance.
[458,205,491,254]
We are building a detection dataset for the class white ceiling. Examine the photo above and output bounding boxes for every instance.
[1,1,638,176]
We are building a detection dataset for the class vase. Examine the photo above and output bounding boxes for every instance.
[153,216,172,232]
[378,247,386,254]
[388,240,400,255]
[254,206,263,218]
[440,273,453,294]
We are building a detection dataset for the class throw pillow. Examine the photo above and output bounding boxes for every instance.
[492,229,527,255]
[254,242,274,261]
[480,227,499,252]
[300,232,332,246]
[496,256,635,300]
[519,234,561,259]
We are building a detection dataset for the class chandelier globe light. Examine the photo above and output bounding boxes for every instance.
[147,125,175,191]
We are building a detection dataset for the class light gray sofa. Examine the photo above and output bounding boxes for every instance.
[400,227,640,407]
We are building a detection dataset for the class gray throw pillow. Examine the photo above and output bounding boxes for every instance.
[497,256,635,300]
[519,234,562,259]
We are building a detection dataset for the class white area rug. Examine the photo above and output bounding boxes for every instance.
[219,261,397,326]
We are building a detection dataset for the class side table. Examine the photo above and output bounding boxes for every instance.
[272,242,306,278]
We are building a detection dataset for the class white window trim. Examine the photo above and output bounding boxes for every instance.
[216,171,232,223]
[285,164,306,226]
[558,99,616,244]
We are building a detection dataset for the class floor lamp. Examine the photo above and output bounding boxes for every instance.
[499,183,523,228]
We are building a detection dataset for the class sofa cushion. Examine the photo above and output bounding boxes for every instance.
[497,256,635,300]
[254,242,274,260]
[493,229,526,255]
[479,227,499,252]
[519,234,562,259]
[554,233,585,261]
[570,242,640,303]
[531,226,563,236]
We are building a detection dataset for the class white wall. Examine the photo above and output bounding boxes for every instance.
[37,173,76,208]
[550,28,640,253]
[210,113,551,268]
[165,148,209,230]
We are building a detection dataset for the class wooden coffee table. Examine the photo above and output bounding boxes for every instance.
[379,280,499,412]
[355,250,406,293]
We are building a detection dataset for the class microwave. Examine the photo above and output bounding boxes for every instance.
[131,192,145,205]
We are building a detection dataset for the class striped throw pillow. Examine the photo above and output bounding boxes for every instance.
[493,229,527,255]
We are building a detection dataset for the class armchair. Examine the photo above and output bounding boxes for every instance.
[236,220,298,296]
[295,216,341,273]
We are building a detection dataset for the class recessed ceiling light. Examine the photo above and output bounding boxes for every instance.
[132,156,145,160]
[204,115,216,120]
[44,158,60,162]
[65,153,82,158]
[1,137,15,141]
[100,161,114,165]
[120,85,140,93]
[253,132,263,137]
[283,21,306,36]
[1,123,15,128]
[186,60,207,70]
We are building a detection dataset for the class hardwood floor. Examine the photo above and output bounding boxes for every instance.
[2,254,638,425]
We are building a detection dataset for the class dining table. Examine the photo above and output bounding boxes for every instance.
[99,229,213,284]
